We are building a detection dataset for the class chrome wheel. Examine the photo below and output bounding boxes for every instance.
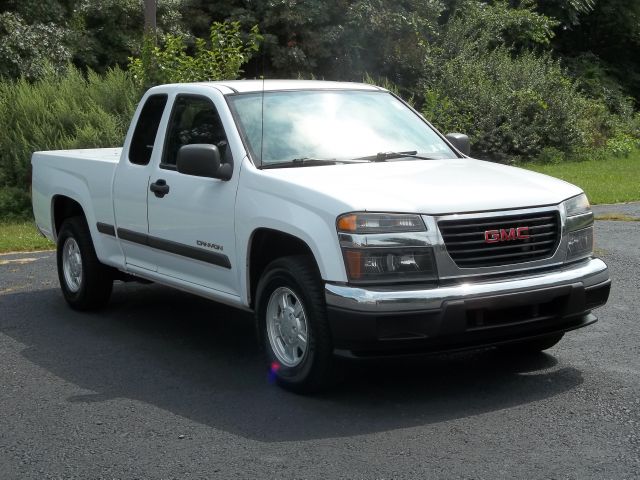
[62,237,83,293]
[266,286,309,367]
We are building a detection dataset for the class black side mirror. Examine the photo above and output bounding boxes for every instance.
[445,133,471,156]
[176,144,232,180]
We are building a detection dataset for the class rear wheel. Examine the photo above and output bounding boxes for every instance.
[256,255,333,393]
[57,216,113,310]
[498,333,564,354]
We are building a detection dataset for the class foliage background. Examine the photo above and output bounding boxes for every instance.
[0,0,639,219]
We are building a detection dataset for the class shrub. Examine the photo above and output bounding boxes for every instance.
[422,46,590,162]
[605,134,638,157]
[0,186,32,221]
[363,73,415,106]
[418,0,639,163]
[535,147,565,165]
[0,65,138,219]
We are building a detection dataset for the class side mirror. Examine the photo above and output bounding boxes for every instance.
[176,144,232,180]
[445,133,471,156]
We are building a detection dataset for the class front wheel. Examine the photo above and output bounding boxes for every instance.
[256,255,333,393]
[57,216,113,311]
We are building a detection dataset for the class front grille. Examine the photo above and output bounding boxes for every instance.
[438,210,561,268]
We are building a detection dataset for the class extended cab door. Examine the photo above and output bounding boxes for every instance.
[113,93,169,272]
[146,92,241,296]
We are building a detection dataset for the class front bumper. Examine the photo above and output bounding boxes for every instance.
[325,258,610,357]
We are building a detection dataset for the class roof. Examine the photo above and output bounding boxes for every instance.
[196,79,383,94]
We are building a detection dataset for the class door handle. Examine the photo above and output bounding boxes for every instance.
[150,179,170,198]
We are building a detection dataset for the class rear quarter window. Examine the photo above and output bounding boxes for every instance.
[129,94,168,165]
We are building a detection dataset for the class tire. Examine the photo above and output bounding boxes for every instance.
[56,216,113,311]
[498,333,564,354]
[255,255,333,393]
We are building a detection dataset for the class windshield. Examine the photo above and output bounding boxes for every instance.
[227,90,457,166]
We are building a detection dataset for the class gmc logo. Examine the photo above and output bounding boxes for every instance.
[485,227,530,243]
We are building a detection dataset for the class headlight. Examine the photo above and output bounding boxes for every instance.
[562,193,594,261]
[563,193,591,216]
[337,213,437,284]
[563,193,594,231]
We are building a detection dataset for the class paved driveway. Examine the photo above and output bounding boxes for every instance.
[0,220,638,479]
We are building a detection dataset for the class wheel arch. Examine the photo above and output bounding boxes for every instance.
[246,228,321,309]
[51,195,87,240]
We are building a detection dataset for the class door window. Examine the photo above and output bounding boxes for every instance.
[162,95,231,168]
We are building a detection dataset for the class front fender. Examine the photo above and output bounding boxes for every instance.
[235,192,347,307]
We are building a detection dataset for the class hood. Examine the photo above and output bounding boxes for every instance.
[258,158,582,215]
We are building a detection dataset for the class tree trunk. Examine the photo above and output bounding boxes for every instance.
[144,0,157,36]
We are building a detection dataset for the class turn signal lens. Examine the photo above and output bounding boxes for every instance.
[566,227,594,261]
[345,250,362,280]
[337,215,357,232]
[337,213,425,233]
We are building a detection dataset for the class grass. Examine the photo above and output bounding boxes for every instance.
[523,149,640,204]
[0,222,54,253]
[594,213,640,221]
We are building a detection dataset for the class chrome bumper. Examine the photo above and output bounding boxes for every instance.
[325,258,609,313]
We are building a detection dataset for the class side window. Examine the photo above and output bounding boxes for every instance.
[162,95,231,168]
[129,94,168,165]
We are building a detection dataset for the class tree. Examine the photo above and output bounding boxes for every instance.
[128,21,262,88]
[182,0,444,87]
[72,0,185,73]
[552,0,640,104]
[0,0,74,80]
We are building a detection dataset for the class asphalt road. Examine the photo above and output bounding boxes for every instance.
[1,220,638,479]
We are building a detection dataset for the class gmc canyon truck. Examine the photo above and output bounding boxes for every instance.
[32,80,611,392]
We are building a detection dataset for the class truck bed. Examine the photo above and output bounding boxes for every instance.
[31,147,123,242]
[34,147,122,163]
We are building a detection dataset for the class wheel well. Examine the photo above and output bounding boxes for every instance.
[52,196,85,238]
[248,229,317,308]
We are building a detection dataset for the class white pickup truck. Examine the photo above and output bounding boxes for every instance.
[32,80,611,392]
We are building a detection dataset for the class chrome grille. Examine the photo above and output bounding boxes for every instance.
[438,210,561,268]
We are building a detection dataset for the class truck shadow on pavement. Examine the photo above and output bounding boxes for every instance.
[1,282,584,442]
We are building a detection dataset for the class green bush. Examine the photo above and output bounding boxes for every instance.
[0,65,138,204]
[0,186,32,221]
[422,46,590,162]
[418,0,639,163]
[605,134,638,157]
[363,73,415,106]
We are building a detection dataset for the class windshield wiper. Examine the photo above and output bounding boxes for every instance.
[260,157,337,169]
[260,157,367,169]
[356,151,439,162]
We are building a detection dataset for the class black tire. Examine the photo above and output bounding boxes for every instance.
[498,333,564,354]
[56,216,113,311]
[255,255,333,393]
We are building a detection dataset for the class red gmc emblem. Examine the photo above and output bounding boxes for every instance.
[485,227,530,243]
